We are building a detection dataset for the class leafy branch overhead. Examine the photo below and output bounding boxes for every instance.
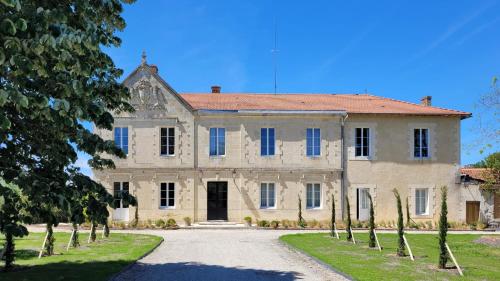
[0,0,136,270]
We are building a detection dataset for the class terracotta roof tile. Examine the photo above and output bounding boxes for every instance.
[460,168,489,182]
[179,93,470,117]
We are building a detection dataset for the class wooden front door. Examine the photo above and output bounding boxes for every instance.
[495,192,500,219]
[207,181,228,220]
[466,201,480,224]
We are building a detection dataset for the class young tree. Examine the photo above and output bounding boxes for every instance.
[406,197,411,227]
[393,189,406,256]
[330,194,336,237]
[368,193,376,248]
[438,186,449,269]
[345,196,352,241]
[298,195,306,228]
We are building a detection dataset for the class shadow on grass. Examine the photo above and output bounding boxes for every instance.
[1,260,302,281]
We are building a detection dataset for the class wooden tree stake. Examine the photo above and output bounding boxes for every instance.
[445,243,463,276]
[333,223,339,239]
[66,229,75,251]
[38,231,49,258]
[87,224,94,243]
[350,227,356,244]
[403,234,414,261]
[374,229,382,251]
[102,225,105,238]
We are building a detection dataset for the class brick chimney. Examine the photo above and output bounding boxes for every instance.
[150,64,158,74]
[211,85,221,94]
[421,96,432,106]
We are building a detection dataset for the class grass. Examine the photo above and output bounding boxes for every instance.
[0,231,163,281]
[280,232,500,281]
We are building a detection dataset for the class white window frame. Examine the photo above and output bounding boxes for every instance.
[260,128,276,156]
[355,128,370,158]
[415,188,429,215]
[413,128,430,159]
[260,182,276,209]
[160,182,175,209]
[306,128,321,157]
[306,183,322,209]
[209,127,226,156]
[113,182,130,209]
[160,127,175,156]
[114,127,129,155]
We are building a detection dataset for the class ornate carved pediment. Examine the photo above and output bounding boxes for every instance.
[130,76,168,111]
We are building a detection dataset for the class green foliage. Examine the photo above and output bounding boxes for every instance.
[393,189,406,256]
[271,220,280,229]
[345,196,352,241]
[438,186,449,269]
[330,194,335,237]
[479,152,500,191]
[298,194,306,228]
[0,0,136,269]
[154,219,165,228]
[258,220,270,227]
[166,218,177,228]
[183,216,191,226]
[244,216,252,225]
[368,193,376,248]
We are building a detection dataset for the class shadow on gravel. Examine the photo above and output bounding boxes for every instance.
[118,262,303,281]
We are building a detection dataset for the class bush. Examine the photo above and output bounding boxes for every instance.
[281,219,290,228]
[271,220,280,229]
[155,219,166,228]
[166,218,177,228]
[309,219,319,228]
[183,217,191,226]
[258,220,270,227]
[244,216,252,225]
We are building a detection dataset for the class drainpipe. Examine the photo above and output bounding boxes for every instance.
[340,114,349,220]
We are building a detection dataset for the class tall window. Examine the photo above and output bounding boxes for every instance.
[414,128,429,158]
[160,182,175,208]
[306,128,321,157]
[261,128,275,156]
[113,182,129,208]
[415,188,428,215]
[260,183,276,208]
[160,128,175,156]
[306,183,321,208]
[114,127,128,154]
[355,128,370,157]
[209,128,225,156]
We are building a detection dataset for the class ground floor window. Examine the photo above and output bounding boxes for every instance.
[113,182,129,208]
[260,183,276,208]
[306,183,321,208]
[415,188,428,215]
[160,182,175,208]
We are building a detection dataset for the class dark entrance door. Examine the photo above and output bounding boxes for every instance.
[207,182,228,220]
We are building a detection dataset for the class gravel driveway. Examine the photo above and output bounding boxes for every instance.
[112,229,349,281]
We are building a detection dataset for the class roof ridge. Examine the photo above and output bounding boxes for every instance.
[363,93,469,115]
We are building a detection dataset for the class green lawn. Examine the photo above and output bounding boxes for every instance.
[280,232,500,281]
[0,231,163,281]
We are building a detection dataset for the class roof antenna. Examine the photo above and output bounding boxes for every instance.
[141,50,147,65]
[271,15,279,94]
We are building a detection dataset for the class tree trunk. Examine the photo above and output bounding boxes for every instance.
[104,222,110,238]
[71,223,80,248]
[3,232,15,271]
[90,222,97,242]
[45,223,55,256]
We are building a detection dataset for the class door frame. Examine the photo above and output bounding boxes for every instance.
[356,188,370,221]
[113,182,130,221]
[207,181,228,221]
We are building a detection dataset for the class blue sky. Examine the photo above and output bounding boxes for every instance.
[79,0,500,176]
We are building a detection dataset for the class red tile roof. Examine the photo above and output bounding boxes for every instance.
[460,168,489,182]
[179,93,470,117]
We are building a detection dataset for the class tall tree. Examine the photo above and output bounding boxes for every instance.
[298,195,306,228]
[470,77,499,154]
[330,194,336,237]
[393,189,406,256]
[345,196,352,241]
[368,193,376,248]
[0,0,136,269]
[438,186,449,269]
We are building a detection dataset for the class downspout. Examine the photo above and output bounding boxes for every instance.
[340,113,349,220]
